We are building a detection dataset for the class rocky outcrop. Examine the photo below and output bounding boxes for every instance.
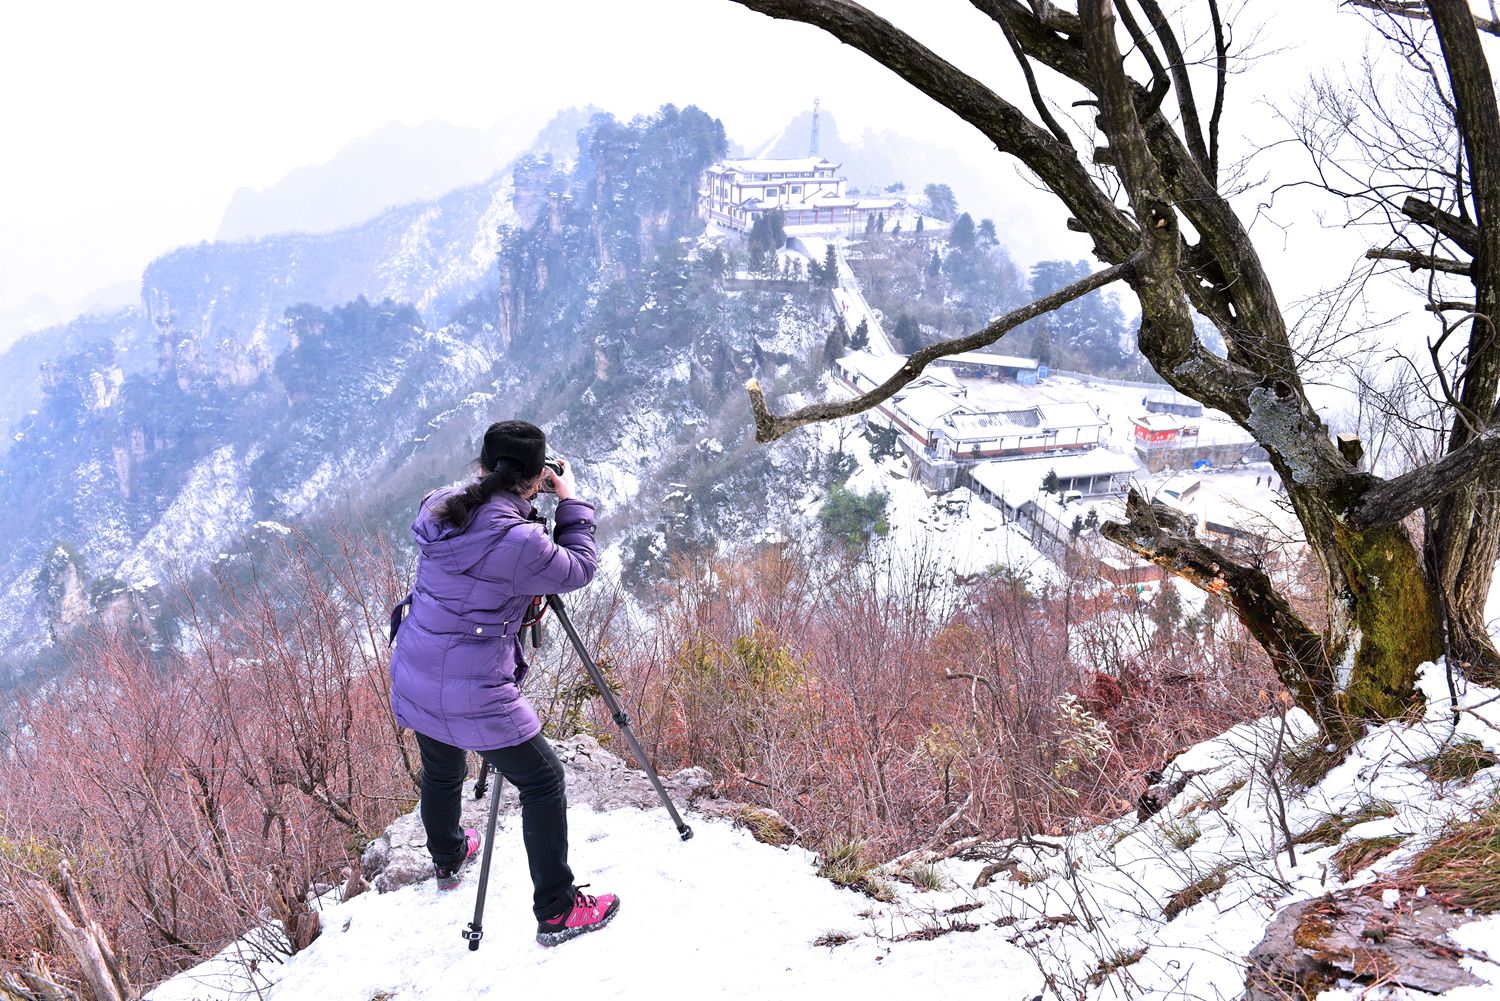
[1245,890,1486,999]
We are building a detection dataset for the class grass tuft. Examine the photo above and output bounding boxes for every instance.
[1285,736,1348,789]
[893,862,947,892]
[1332,835,1404,882]
[817,838,895,902]
[1201,778,1246,813]
[1159,817,1201,852]
[1407,797,1500,913]
[734,805,798,847]
[1293,800,1398,848]
[1163,865,1229,920]
[1086,946,1148,987]
[1409,737,1500,784]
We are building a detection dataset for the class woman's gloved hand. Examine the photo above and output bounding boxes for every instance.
[544,457,578,501]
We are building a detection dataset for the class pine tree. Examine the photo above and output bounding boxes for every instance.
[822,244,839,288]
[1042,469,1060,495]
[950,212,977,252]
[851,318,870,350]
[916,216,925,235]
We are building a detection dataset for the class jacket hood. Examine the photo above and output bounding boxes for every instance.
[413,487,535,574]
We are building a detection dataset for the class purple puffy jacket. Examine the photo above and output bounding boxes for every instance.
[389,487,598,750]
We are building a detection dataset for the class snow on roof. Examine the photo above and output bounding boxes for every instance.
[1146,390,1201,407]
[836,351,903,386]
[945,408,1042,436]
[970,450,1140,500]
[1131,413,1191,431]
[931,351,1039,370]
[894,385,972,428]
[712,156,839,174]
[836,352,961,393]
[1157,472,1202,499]
[1037,402,1108,429]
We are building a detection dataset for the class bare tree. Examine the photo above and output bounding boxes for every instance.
[733,0,1500,739]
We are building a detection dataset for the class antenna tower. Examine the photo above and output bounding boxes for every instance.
[810,97,821,157]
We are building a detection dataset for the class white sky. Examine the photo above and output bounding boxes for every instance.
[0,0,1401,339]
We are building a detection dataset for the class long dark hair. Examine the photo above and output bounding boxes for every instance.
[435,420,546,529]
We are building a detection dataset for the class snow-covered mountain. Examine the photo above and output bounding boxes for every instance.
[0,104,833,678]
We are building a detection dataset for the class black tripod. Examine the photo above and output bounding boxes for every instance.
[462,593,692,951]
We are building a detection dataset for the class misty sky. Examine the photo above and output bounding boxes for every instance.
[0,0,1413,342]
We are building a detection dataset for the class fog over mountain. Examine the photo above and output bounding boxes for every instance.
[216,108,599,242]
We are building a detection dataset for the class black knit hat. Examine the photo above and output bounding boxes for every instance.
[479,420,546,478]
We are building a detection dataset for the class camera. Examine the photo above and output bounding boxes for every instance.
[539,455,565,492]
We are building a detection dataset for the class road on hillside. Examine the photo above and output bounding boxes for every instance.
[830,238,895,356]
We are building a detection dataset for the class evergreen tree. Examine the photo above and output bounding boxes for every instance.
[1031,321,1054,367]
[978,218,998,245]
[923,182,958,221]
[823,316,849,366]
[892,313,922,353]
[1028,259,1129,372]
[950,212,977,252]
[851,318,870,350]
[876,213,887,233]
[1042,468,1060,495]
[822,244,839,288]
[916,216,925,234]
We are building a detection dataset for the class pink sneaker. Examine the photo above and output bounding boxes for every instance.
[535,886,620,946]
[435,828,480,890]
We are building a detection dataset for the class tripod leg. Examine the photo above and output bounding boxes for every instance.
[463,769,504,950]
[545,594,694,842]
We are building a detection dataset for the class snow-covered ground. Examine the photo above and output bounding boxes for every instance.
[147,662,1500,1001]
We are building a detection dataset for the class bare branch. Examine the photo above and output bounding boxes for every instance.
[1364,247,1474,274]
[1208,0,1229,179]
[1100,490,1336,720]
[1345,0,1500,36]
[1352,420,1500,528]
[1403,195,1481,253]
[1134,0,1213,170]
[745,256,1140,442]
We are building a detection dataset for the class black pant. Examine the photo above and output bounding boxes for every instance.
[414,731,575,921]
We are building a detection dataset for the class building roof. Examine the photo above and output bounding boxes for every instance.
[1146,390,1202,408]
[1038,402,1108,429]
[711,157,840,174]
[836,352,961,393]
[946,408,1043,437]
[970,450,1141,501]
[1157,472,1202,499]
[1131,413,1192,432]
[930,351,1040,370]
[894,385,972,428]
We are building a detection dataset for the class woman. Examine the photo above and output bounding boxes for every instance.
[389,419,618,947]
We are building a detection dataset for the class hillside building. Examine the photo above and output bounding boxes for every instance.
[700,157,904,233]
[833,350,1109,488]
[928,351,1043,385]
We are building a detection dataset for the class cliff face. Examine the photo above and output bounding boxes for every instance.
[0,104,832,668]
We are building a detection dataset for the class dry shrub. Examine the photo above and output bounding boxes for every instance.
[0,528,417,990]
[612,538,1278,860]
